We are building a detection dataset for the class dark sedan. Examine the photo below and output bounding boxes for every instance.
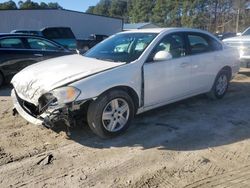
[0,34,74,87]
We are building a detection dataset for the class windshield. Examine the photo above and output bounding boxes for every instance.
[84,33,158,63]
[242,28,250,36]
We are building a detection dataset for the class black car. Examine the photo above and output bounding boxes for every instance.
[12,27,77,50]
[77,34,109,53]
[0,34,73,87]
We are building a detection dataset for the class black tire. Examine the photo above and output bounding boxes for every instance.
[0,72,4,87]
[87,90,135,138]
[207,70,230,99]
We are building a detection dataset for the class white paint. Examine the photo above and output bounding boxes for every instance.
[12,28,240,125]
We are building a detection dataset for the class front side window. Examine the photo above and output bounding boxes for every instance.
[0,38,24,49]
[85,33,158,63]
[149,33,186,61]
[188,33,222,54]
[27,38,59,51]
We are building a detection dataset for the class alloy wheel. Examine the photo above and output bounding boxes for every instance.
[216,74,228,95]
[102,98,130,132]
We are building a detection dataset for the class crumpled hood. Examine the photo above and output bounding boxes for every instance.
[12,54,124,105]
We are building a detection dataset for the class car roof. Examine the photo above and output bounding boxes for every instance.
[123,27,213,35]
[0,33,44,37]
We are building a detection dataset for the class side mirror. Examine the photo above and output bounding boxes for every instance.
[153,51,172,62]
[237,32,242,36]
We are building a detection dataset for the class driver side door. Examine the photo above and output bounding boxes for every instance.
[143,32,192,107]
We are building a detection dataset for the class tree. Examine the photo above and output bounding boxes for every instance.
[40,2,49,9]
[152,0,170,27]
[109,0,128,19]
[128,0,154,23]
[47,2,62,9]
[19,0,40,9]
[92,0,111,16]
[0,0,17,10]
[0,0,63,10]
[86,6,95,14]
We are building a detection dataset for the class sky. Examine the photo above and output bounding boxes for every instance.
[0,0,100,12]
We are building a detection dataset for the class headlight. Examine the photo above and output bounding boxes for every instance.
[239,46,246,57]
[51,86,81,105]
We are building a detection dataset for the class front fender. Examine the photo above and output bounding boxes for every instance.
[70,62,142,105]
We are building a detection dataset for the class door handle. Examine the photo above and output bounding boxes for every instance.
[34,53,43,57]
[180,62,188,67]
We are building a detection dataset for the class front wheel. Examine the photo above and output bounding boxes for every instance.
[87,90,135,138]
[207,70,230,99]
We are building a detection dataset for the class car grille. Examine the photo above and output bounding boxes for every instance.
[15,91,39,116]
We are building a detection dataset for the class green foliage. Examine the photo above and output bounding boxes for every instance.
[87,0,111,16]
[0,0,62,10]
[86,0,250,33]
[47,2,62,9]
[128,0,154,23]
[0,0,17,10]
[0,0,249,33]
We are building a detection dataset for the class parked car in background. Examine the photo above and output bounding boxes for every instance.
[77,34,109,53]
[12,27,77,51]
[0,33,73,87]
[223,27,250,68]
[11,28,240,138]
[11,30,42,36]
[215,32,236,40]
[242,27,250,36]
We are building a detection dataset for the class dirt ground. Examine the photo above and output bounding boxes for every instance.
[0,69,250,188]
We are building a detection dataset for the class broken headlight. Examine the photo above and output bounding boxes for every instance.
[51,86,81,105]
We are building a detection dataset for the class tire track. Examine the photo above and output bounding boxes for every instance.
[184,165,250,188]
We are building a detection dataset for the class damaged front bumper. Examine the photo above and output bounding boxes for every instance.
[12,89,43,125]
[11,89,85,128]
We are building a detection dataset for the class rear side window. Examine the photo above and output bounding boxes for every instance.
[27,38,59,51]
[0,38,24,49]
[187,33,222,55]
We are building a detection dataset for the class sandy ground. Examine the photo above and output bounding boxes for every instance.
[0,69,250,188]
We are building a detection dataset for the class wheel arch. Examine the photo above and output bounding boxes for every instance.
[221,66,232,80]
[98,85,140,112]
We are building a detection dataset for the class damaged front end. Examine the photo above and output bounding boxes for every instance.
[12,86,88,130]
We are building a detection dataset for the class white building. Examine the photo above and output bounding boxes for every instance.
[0,9,123,39]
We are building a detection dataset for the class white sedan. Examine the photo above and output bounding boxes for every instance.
[11,28,240,138]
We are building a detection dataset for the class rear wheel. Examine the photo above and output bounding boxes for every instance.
[207,70,230,99]
[87,90,135,138]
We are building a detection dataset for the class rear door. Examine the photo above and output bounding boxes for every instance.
[22,37,71,70]
[185,32,223,93]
